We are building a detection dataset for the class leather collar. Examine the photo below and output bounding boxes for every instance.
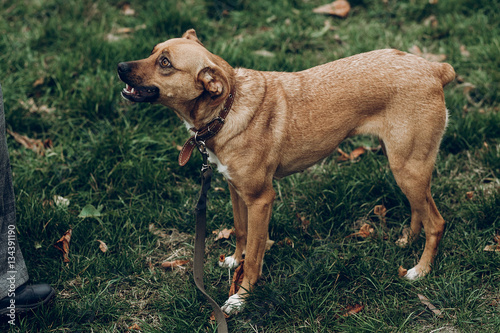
[178,88,236,166]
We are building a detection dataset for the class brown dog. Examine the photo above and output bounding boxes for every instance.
[118,29,455,313]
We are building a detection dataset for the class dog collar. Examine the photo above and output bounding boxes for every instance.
[178,88,236,166]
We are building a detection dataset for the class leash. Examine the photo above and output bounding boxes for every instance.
[193,142,229,333]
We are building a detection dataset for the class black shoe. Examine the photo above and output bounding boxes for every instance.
[0,283,55,315]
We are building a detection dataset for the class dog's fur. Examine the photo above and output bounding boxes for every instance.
[118,29,455,313]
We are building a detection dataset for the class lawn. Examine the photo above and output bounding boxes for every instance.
[1,0,499,332]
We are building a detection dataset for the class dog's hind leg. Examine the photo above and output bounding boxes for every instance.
[219,183,248,269]
[383,109,446,280]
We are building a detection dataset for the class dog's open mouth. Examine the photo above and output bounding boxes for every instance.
[121,84,159,103]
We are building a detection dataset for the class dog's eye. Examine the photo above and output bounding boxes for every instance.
[160,57,171,68]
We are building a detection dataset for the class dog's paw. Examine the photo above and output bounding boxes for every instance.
[404,267,424,281]
[218,255,240,269]
[221,294,244,314]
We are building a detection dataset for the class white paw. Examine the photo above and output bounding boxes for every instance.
[218,255,240,269]
[221,294,244,314]
[404,267,422,281]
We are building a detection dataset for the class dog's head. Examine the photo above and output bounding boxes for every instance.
[118,29,233,122]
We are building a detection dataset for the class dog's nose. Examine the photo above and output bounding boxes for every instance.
[117,62,131,74]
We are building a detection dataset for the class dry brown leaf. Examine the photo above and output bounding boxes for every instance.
[229,260,245,296]
[408,45,447,62]
[210,310,230,321]
[19,98,55,114]
[337,148,350,160]
[337,147,368,161]
[466,191,474,200]
[296,213,311,231]
[97,240,108,253]
[398,266,408,277]
[483,234,500,252]
[313,0,351,18]
[128,323,141,330]
[214,187,225,192]
[417,294,443,317]
[7,129,52,156]
[460,45,470,57]
[148,223,168,238]
[350,147,367,159]
[213,228,234,241]
[161,259,189,269]
[343,304,364,316]
[33,77,45,88]
[54,229,72,263]
[347,223,374,238]
[423,15,438,28]
[121,4,135,16]
[374,205,387,217]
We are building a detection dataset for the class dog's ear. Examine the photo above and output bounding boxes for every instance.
[182,29,204,46]
[198,66,229,107]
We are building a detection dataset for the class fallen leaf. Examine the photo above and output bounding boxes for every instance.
[229,259,245,296]
[313,0,351,18]
[161,259,189,269]
[483,234,500,252]
[429,0,438,4]
[210,310,230,321]
[466,191,474,200]
[121,3,135,16]
[97,240,108,253]
[54,229,72,263]
[296,213,311,231]
[214,187,225,192]
[460,45,470,57]
[343,304,364,316]
[408,45,447,62]
[128,323,141,330]
[374,204,387,227]
[19,98,55,114]
[148,223,168,238]
[337,147,368,161]
[213,228,234,241]
[33,77,45,88]
[337,148,350,160]
[265,238,275,251]
[398,265,408,277]
[417,294,443,317]
[350,147,367,159]
[423,15,438,28]
[7,129,50,156]
[347,223,374,238]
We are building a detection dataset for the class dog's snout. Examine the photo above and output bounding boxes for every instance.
[117,62,131,74]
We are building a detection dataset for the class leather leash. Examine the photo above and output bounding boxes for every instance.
[193,146,229,333]
[186,90,236,333]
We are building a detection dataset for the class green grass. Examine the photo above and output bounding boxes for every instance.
[1,0,499,332]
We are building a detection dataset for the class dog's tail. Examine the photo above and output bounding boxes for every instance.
[436,62,456,87]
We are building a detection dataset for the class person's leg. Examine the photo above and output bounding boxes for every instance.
[0,83,54,318]
[0,83,29,300]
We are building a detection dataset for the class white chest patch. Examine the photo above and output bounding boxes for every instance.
[206,148,231,180]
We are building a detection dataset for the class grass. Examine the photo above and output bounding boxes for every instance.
[1,0,499,331]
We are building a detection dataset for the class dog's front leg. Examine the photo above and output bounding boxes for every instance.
[219,183,248,269]
[221,186,275,314]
